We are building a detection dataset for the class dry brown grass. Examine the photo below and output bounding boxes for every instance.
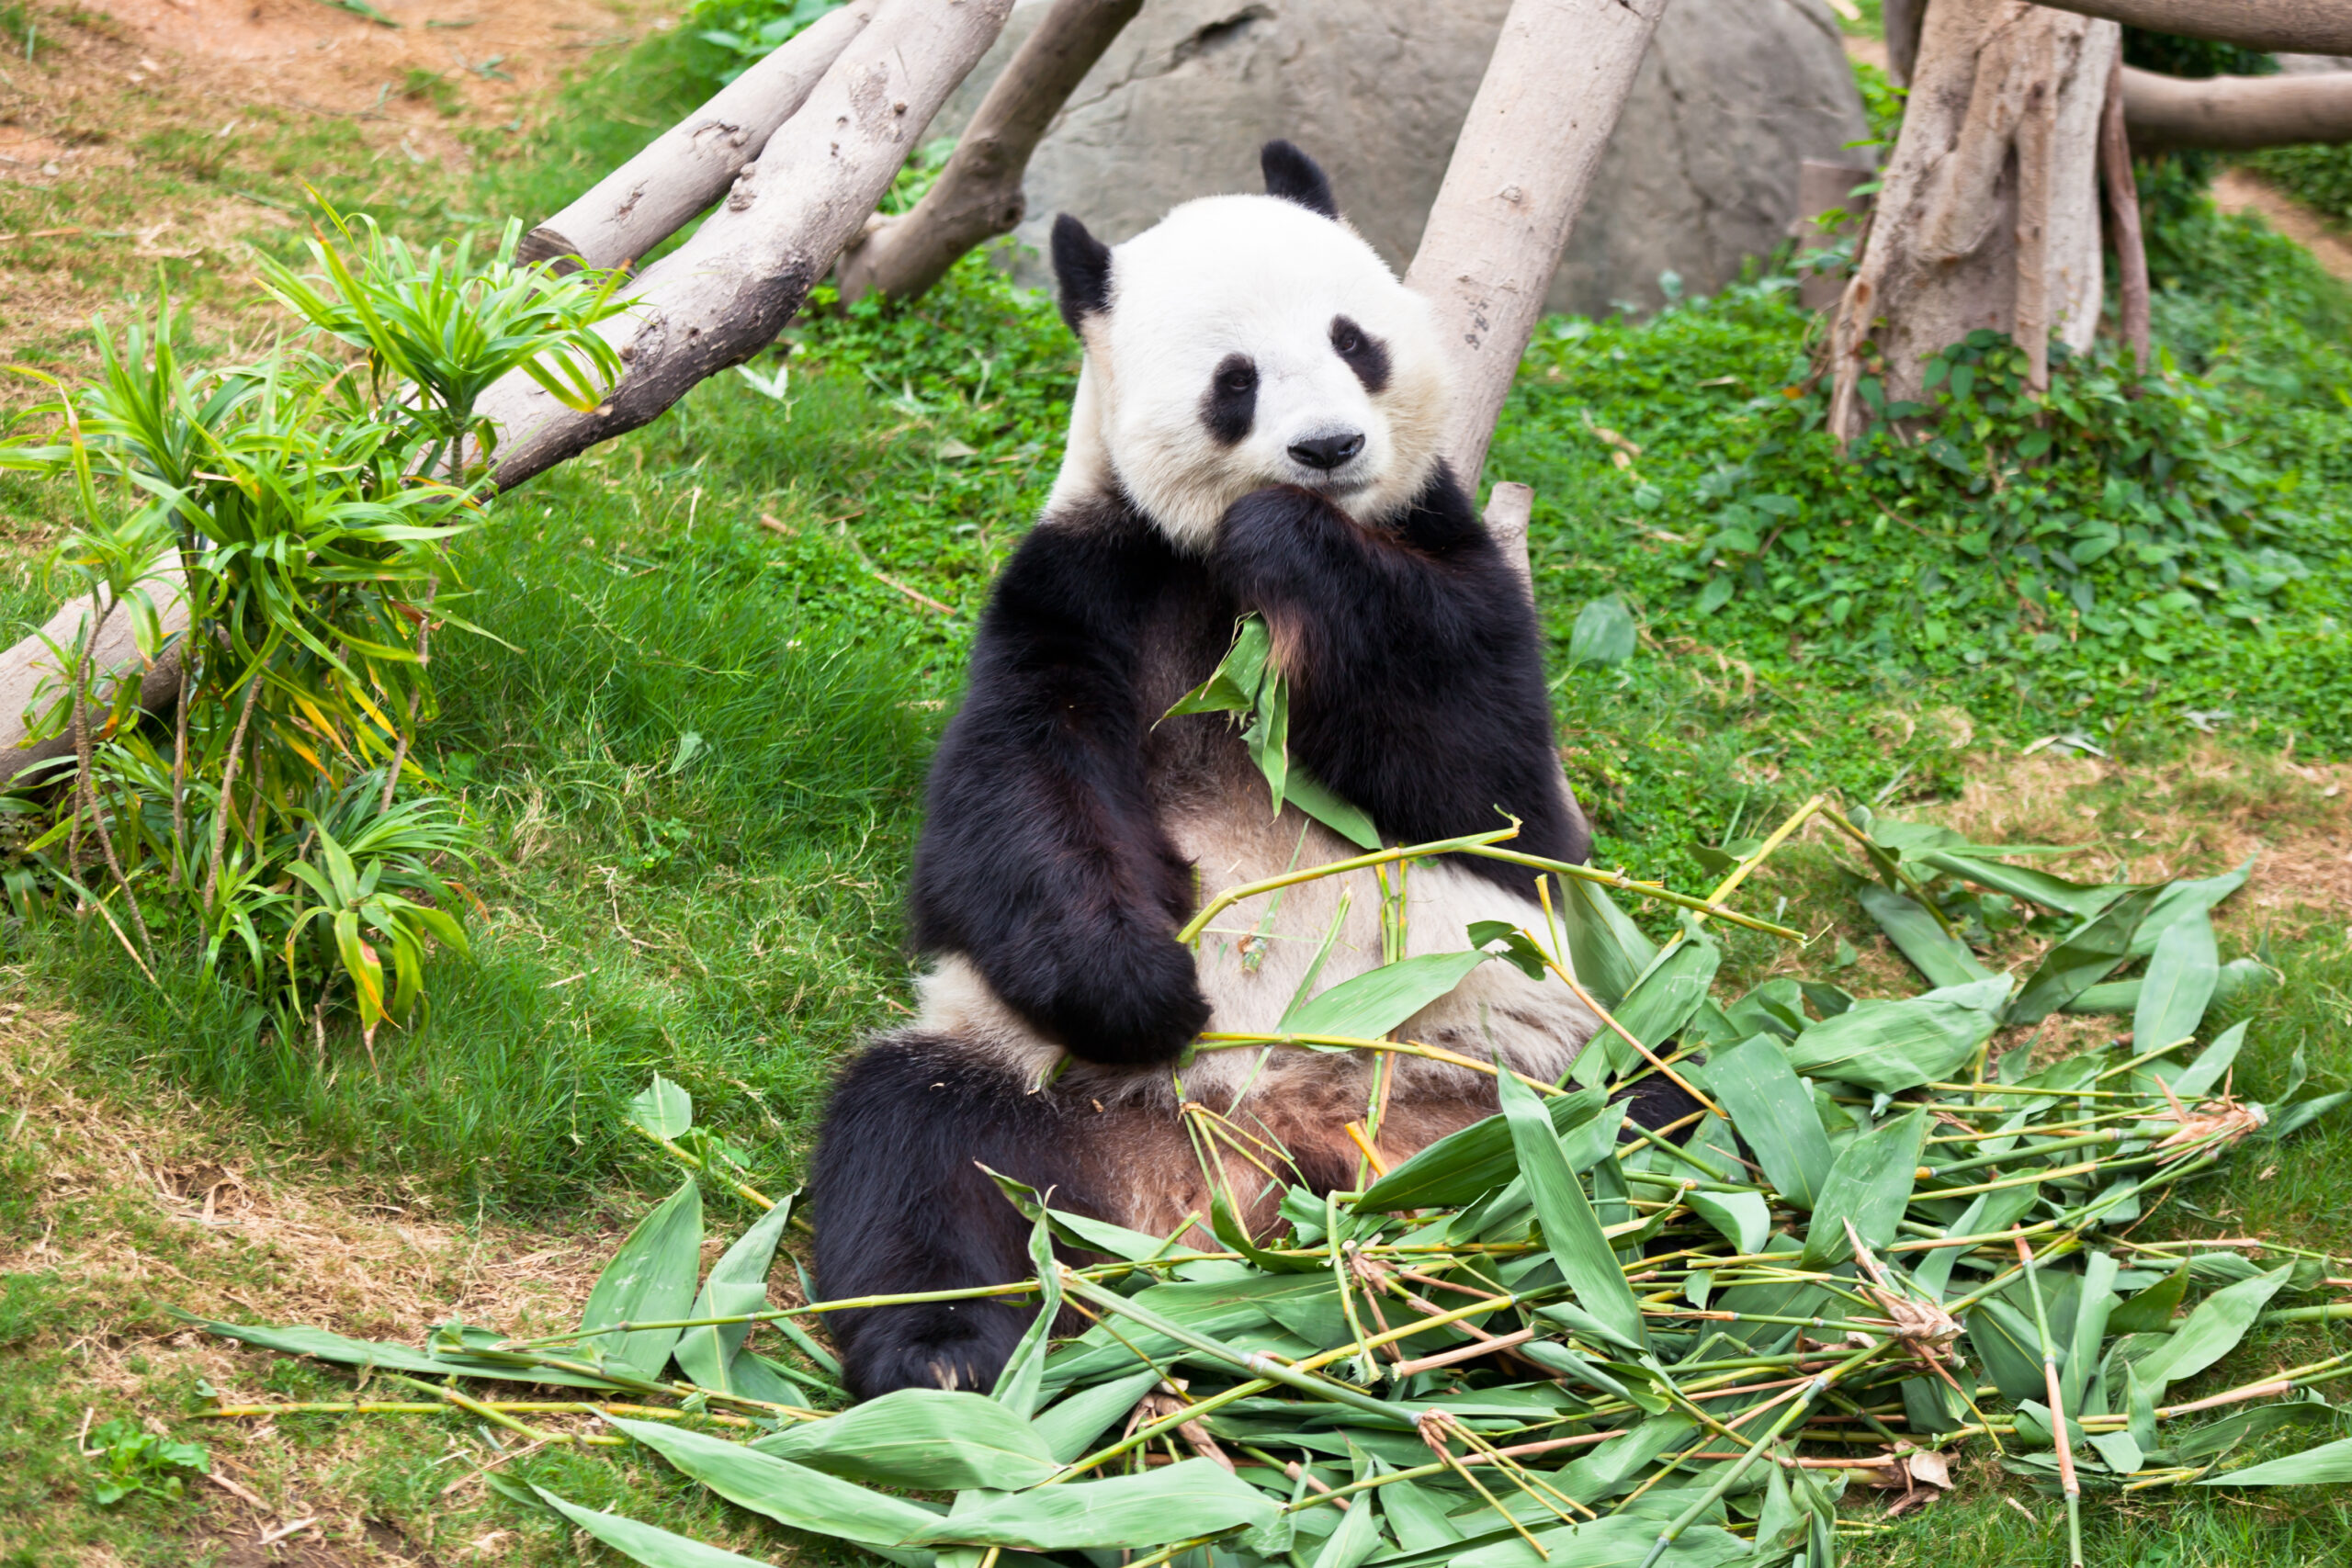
[0,992,645,1563]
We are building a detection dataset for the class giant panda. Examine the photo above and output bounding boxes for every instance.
[812,142,1625,1400]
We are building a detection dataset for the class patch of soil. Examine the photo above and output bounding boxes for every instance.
[2212,166,2352,284]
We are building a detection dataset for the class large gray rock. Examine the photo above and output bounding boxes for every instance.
[933,0,1869,317]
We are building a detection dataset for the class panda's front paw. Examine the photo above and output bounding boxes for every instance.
[841,1303,1027,1399]
[1030,929,1209,1066]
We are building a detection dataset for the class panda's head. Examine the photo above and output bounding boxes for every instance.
[1048,141,1452,551]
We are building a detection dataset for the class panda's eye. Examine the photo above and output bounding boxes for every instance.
[1329,314,1390,395]
[1217,362,1258,394]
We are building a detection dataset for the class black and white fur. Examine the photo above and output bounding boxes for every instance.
[813,144,1614,1399]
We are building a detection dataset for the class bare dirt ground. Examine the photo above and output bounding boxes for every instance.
[2212,165,2352,282]
[1,0,633,177]
[0,0,654,371]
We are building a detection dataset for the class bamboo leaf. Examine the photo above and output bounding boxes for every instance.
[1281,950,1493,1042]
[1554,875,1657,1011]
[628,1075,694,1141]
[1589,924,1717,1081]
[1283,765,1381,851]
[1355,1088,1607,1212]
[2132,913,2219,1057]
[1917,852,2125,919]
[672,1200,792,1398]
[605,1416,941,1546]
[1163,615,1271,718]
[1453,1515,1747,1568]
[2163,1021,2248,1101]
[1497,1063,1645,1349]
[533,1487,782,1568]
[1785,975,2009,1094]
[580,1179,703,1382]
[2129,858,2252,958]
[752,1389,1059,1490]
[1698,1033,1833,1209]
[179,1315,619,1389]
[1800,1107,1927,1268]
[2005,885,2165,1028]
[991,1208,1065,1416]
[2106,1258,2189,1336]
[1567,596,1637,669]
[898,1459,1281,1549]
[1031,1367,1164,1462]
[1685,1188,1770,1255]
[1857,884,1995,987]
[1306,1477,1386,1568]
[2197,1434,2352,1485]
[2131,1265,2292,1391]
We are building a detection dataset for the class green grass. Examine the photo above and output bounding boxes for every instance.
[1,19,2350,1566]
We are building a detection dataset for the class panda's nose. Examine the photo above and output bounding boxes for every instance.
[1288,432,1364,471]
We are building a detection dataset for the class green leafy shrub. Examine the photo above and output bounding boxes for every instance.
[83,1417,209,1506]
[0,210,628,1043]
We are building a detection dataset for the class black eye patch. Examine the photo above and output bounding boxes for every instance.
[1202,353,1257,446]
[1329,315,1390,395]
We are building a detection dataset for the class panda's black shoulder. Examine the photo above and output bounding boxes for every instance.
[969,490,1193,671]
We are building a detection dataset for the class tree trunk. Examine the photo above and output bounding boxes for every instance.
[2037,0,2352,56]
[2100,52,2151,372]
[519,3,876,274]
[1884,0,1926,85]
[2124,64,2352,151]
[833,0,1143,305]
[1402,0,1672,493]
[1827,1,2121,445]
[475,0,1015,491]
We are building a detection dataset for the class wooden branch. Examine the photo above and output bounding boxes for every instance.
[518,4,875,273]
[2,566,187,784]
[477,0,1015,491]
[1403,0,1670,494]
[834,0,1143,305]
[2037,0,2352,56]
[2123,64,2352,152]
[2100,53,2151,372]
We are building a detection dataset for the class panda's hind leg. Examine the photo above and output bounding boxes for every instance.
[810,1034,1106,1399]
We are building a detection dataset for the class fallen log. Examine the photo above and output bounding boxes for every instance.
[518,3,876,274]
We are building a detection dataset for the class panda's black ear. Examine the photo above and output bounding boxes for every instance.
[1261,141,1338,220]
[1051,214,1114,334]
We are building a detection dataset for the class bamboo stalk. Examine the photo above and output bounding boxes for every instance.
[2015,1231,2084,1568]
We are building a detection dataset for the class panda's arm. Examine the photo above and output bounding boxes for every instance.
[908,516,1210,1066]
[1208,466,1589,877]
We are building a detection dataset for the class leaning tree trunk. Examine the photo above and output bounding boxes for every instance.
[1827,0,2122,445]
[474,0,1014,490]
[518,2,876,273]
[833,0,1144,304]
[1403,0,1671,493]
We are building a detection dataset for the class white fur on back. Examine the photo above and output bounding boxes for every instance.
[1047,195,1452,551]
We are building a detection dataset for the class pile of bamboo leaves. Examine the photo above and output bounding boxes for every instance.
[185,802,2352,1568]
